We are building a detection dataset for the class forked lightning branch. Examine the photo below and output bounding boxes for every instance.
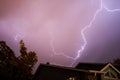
[49,0,120,66]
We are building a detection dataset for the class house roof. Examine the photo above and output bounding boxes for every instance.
[35,63,89,73]
[100,63,120,74]
[32,63,90,80]
[75,62,108,71]
[76,62,120,73]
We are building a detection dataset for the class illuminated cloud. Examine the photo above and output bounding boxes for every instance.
[0,0,120,67]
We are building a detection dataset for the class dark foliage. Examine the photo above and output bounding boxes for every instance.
[0,40,38,80]
[113,58,120,65]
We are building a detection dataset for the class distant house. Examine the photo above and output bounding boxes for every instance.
[33,63,91,80]
[76,63,120,80]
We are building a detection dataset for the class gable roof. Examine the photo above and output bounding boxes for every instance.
[75,62,120,74]
[75,62,107,71]
[101,63,120,74]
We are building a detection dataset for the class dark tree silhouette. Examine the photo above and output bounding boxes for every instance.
[0,40,38,80]
[113,58,120,65]
[19,40,37,68]
[0,41,17,79]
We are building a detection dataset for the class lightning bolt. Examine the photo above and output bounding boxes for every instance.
[50,31,75,60]
[14,33,24,42]
[76,0,103,60]
[49,0,120,66]
[50,31,58,55]
[103,5,120,12]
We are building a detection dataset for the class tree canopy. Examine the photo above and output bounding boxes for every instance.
[0,40,38,80]
[113,58,120,65]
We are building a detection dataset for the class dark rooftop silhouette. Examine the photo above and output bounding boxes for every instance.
[75,62,108,71]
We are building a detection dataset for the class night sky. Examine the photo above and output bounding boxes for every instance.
[0,0,120,69]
